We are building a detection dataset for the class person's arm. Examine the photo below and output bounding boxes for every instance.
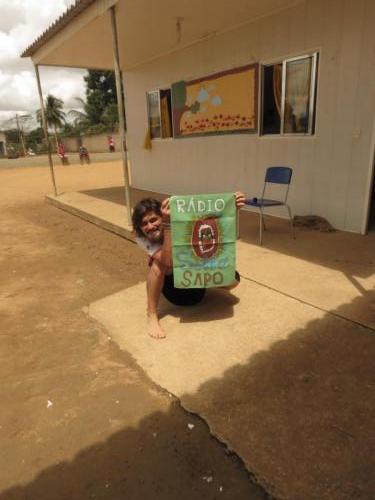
[150,198,172,269]
[235,191,245,209]
[160,197,172,268]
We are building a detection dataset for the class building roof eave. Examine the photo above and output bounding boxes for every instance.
[21,0,97,58]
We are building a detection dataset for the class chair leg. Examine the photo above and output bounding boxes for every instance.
[259,208,264,245]
[285,204,295,239]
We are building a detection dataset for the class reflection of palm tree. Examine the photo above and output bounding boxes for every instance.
[67,97,89,128]
[36,94,66,149]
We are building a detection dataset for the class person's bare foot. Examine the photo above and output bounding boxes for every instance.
[147,313,166,339]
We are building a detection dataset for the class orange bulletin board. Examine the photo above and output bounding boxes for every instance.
[172,64,258,137]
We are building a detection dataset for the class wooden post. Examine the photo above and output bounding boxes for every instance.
[34,64,58,197]
[110,5,132,226]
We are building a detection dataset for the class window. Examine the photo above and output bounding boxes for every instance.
[146,89,173,139]
[261,53,318,135]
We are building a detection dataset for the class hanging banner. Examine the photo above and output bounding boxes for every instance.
[171,64,258,137]
[170,193,236,288]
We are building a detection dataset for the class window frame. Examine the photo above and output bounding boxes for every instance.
[260,52,319,137]
[146,89,162,139]
[146,88,173,140]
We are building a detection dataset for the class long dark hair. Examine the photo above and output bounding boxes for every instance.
[132,198,162,237]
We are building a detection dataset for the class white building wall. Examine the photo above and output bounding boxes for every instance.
[123,0,375,232]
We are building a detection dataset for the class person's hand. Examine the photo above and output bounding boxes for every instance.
[161,197,170,223]
[235,191,245,209]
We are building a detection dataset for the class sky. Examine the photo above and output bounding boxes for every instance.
[0,0,86,128]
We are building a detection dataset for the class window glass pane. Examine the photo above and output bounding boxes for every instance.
[261,64,282,134]
[147,91,161,138]
[284,57,312,133]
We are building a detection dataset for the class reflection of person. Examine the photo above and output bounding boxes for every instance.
[57,142,69,165]
[79,145,90,165]
[132,193,245,339]
[108,136,115,152]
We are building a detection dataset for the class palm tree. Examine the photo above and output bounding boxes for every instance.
[36,94,66,149]
[67,97,89,128]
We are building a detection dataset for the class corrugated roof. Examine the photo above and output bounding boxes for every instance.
[21,0,98,58]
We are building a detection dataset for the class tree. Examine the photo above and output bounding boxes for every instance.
[101,102,119,131]
[36,94,66,149]
[64,71,121,137]
[4,129,19,143]
[83,70,117,125]
[26,127,44,152]
[67,97,89,128]
[2,114,33,156]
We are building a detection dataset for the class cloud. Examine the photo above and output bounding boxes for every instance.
[0,0,86,126]
[0,4,26,33]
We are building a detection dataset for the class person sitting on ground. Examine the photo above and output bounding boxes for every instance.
[57,142,69,165]
[79,145,90,165]
[132,193,245,340]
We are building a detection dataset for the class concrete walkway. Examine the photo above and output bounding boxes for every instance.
[47,186,375,329]
[48,185,375,499]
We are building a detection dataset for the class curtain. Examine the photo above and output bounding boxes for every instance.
[160,96,172,138]
[148,92,161,138]
[273,64,282,117]
[284,57,312,133]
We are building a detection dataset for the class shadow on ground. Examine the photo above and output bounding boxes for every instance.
[3,189,374,500]
[0,403,267,500]
[178,287,375,499]
[3,289,374,500]
[159,288,240,323]
[81,186,167,208]
[238,212,375,280]
[79,186,375,281]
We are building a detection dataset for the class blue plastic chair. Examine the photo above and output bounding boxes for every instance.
[244,166,295,245]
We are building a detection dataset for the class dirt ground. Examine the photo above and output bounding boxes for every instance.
[0,160,267,500]
[0,152,122,169]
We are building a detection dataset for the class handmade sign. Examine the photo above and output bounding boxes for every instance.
[171,64,258,137]
[170,193,236,288]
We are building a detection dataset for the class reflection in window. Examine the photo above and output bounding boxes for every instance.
[160,89,173,138]
[147,91,161,139]
[147,89,173,139]
[261,53,318,135]
[284,57,313,133]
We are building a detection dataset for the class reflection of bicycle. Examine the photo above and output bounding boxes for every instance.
[79,153,90,165]
[59,154,69,165]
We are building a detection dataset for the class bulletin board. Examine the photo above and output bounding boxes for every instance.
[171,64,258,137]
